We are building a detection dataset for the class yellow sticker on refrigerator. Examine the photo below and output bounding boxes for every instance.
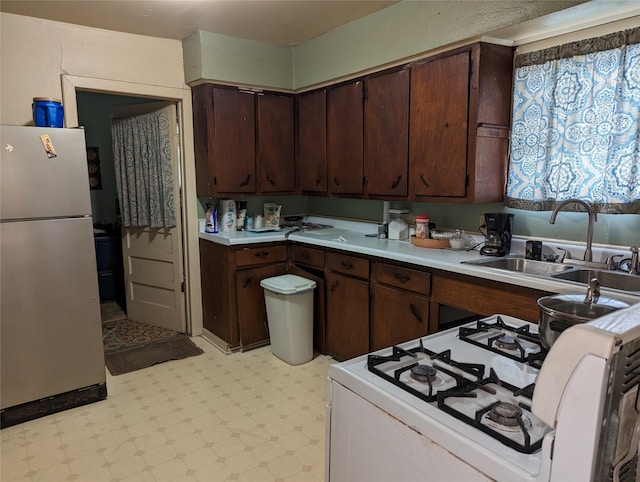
[39,133,57,158]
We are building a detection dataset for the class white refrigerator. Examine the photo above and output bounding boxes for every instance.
[1,125,107,427]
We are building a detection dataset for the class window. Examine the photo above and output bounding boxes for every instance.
[506,27,640,214]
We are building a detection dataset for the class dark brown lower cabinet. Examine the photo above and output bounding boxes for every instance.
[199,240,287,352]
[431,269,551,324]
[370,284,430,351]
[325,271,369,361]
[236,263,287,348]
[200,238,552,357]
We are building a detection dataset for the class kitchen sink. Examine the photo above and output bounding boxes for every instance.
[551,269,640,293]
[462,257,573,276]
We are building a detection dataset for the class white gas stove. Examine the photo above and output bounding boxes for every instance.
[326,307,640,481]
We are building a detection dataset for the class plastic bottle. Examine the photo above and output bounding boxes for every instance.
[205,203,218,233]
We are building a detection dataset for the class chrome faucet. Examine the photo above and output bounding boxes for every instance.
[549,199,597,262]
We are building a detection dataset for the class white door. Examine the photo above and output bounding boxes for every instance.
[112,102,186,333]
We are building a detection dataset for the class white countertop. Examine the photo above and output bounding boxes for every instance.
[199,216,640,304]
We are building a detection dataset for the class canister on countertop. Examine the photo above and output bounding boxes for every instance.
[415,215,429,239]
[254,215,264,230]
[388,209,409,240]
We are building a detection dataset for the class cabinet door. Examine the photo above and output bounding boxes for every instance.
[298,90,327,193]
[371,284,429,351]
[236,263,287,348]
[199,239,239,349]
[364,69,410,197]
[325,272,369,360]
[257,93,295,193]
[192,84,215,197]
[410,51,470,198]
[327,80,364,195]
[213,87,256,194]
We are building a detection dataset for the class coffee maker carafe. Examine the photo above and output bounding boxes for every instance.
[479,213,514,256]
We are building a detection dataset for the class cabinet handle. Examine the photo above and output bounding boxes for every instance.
[240,174,252,187]
[333,177,341,186]
[315,176,323,186]
[419,174,429,187]
[394,273,410,284]
[255,251,269,259]
[340,261,354,270]
[242,275,254,288]
[391,176,402,189]
[266,175,275,186]
[330,280,340,292]
[409,303,423,323]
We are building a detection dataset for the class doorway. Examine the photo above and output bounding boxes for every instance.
[77,91,186,334]
[78,92,155,317]
[62,74,204,337]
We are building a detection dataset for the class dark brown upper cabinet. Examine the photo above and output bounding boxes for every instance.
[327,80,364,196]
[257,93,295,194]
[409,42,513,203]
[297,89,328,194]
[364,68,410,198]
[192,84,256,196]
[192,84,295,197]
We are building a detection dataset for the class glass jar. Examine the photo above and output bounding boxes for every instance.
[415,215,429,239]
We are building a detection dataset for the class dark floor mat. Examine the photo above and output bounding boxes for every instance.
[102,318,180,353]
[105,335,203,376]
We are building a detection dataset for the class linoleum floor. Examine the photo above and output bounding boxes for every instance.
[1,334,335,481]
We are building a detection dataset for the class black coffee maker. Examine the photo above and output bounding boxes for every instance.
[480,213,514,256]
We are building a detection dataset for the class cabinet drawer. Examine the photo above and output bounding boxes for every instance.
[235,245,287,267]
[326,252,369,279]
[373,262,431,296]
[291,244,325,268]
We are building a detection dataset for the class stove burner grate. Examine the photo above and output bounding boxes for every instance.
[436,368,545,454]
[458,316,547,367]
[367,341,485,402]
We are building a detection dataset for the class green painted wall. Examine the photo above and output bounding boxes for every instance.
[292,1,585,88]
[184,31,293,91]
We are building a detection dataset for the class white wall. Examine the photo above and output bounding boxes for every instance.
[0,12,203,335]
[0,13,186,125]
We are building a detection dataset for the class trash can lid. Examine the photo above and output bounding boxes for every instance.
[260,274,316,294]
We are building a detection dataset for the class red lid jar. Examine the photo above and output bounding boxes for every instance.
[415,215,429,239]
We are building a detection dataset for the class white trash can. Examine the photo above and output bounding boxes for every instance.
[260,274,316,365]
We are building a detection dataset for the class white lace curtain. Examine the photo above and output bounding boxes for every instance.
[111,111,176,228]
[506,27,640,214]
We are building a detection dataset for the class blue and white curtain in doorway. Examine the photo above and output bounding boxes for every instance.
[506,27,640,214]
[111,111,176,228]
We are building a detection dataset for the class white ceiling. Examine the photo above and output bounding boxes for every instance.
[0,0,399,45]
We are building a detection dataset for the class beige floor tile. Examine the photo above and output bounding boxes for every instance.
[0,337,335,482]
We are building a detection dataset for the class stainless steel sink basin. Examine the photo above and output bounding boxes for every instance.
[462,257,573,276]
[551,269,640,292]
